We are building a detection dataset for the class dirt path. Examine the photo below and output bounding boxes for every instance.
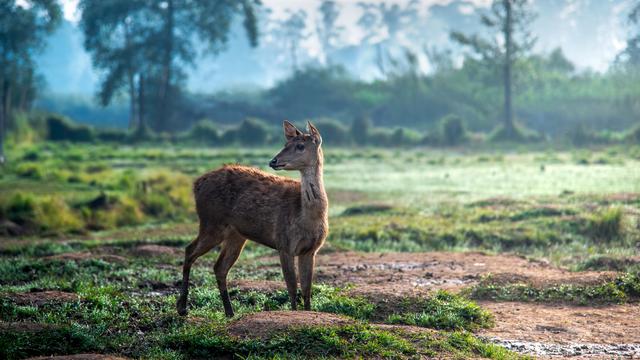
[245,251,639,358]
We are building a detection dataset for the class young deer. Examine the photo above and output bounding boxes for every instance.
[177,121,328,317]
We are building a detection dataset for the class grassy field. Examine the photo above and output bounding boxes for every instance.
[1,143,639,359]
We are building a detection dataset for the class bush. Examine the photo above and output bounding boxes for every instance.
[236,118,270,145]
[586,207,624,241]
[626,125,640,144]
[46,115,95,142]
[185,120,219,145]
[313,118,350,145]
[0,193,83,234]
[351,115,373,145]
[439,114,467,145]
[96,128,127,142]
[489,122,542,143]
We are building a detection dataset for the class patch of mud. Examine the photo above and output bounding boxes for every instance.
[42,252,127,264]
[229,280,285,293]
[27,355,128,360]
[131,245,180,257]
[227,311,353,340]
[479,302,640,345]
[307,251,613,293]
[0,322,59,332]
[484,338,640,358]
[3,291,79,305]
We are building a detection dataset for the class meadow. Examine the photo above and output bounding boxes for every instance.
[1,142,639,359]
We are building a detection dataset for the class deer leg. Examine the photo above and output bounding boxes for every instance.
[279,251,298,310]
[177,230,223,316]
[214,235,247,318]
[298,252,315,311]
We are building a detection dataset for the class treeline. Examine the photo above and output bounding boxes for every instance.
[12,111,640,148]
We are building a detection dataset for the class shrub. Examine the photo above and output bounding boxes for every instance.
[439,114,467,145]
[34,197,83,234]
[586,207,624,241]
[15,163,45,180]
[626,125,640,144]
[390,127,422,146]
[46,115,95,142]
[1,192,37,226]
[0,193,83,234]
[313,118,350,145]
[489,122,542,143]
[236,118,270,145]
[350,115,373,145]
[96,128,127,142]
[185,120,219,145]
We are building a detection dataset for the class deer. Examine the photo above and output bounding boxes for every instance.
[177,120,328,317]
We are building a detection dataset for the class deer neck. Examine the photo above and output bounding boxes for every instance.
[300,151,327,219]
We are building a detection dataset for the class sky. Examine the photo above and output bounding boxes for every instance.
[39,0,636,95]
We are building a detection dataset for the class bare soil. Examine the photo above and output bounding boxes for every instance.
[27,355,129,360]
[227,310,353,339]
[235,250,639,357]
[43,252,127,264]
[3,291,79,306]
[130,245,181,257]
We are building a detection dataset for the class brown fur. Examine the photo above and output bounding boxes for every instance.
[177,121,328,317]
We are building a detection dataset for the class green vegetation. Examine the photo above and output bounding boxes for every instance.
[467,272,640,305]
[0,237,520,360]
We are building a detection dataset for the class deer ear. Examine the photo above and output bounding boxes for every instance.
[283,120,302,141]
[307,121,322,145]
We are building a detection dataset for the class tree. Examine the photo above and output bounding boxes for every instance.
[0,0,61,163]
[316,0,343,65]
[451,0,537,139]
[357,1,418,44]
[273,9,309,72]
[619,2,640,67]
[80,0,260,132]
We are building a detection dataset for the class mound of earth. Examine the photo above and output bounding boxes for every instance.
[27,355,128,360]
[42,252,127,264]
[3,291,79,306]
[227,311,353,339]
[131,244,180,257]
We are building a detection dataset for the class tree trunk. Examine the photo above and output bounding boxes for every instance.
[159,0,174,132]
[128,70,136,129]
[124,21,137,130]
[138,73,145,132]
[0,78,9,164]
[503,0,515,138]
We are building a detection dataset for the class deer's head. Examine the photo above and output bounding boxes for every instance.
[270,120,323,171]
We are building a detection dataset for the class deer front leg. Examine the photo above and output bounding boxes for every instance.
[279,251,298,310]
[298,253,315,311]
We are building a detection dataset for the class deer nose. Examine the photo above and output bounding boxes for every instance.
[269,158,278,167]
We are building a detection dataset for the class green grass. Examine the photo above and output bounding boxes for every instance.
[0,247,513,359]
[466,272,640,305]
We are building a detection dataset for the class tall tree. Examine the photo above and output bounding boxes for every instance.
[451,0,536,139]
[273,9,309,72]
[619,2,640,67]
[80,0,260,132]
[0,0,61,163]
[316,0,343,65]
[80,0,150,130]
[357,1,418,44]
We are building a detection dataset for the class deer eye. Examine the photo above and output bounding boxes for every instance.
[296,144,305,151]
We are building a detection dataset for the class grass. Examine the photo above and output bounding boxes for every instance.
[0,239,514,359]
[466,272,640,305]
[1,142,639,358]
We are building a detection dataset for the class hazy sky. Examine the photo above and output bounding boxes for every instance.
[45,0,636,94]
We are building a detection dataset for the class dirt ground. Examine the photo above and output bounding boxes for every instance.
[237,250,640,358]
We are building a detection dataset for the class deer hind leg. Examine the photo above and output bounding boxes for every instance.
[177,227,224,316]
[214,231,247,318]
[298,252,315,311]
[279,251,298,310]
